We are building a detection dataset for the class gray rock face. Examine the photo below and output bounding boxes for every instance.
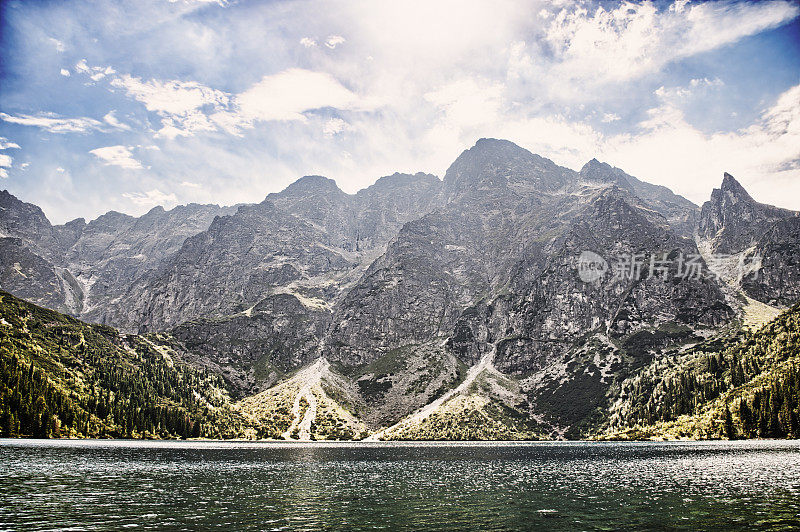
[579,159,699,237]
[741,217,800,306]
[0,238,81,314]
[167,293,329,397]
[698,173,800,306]
[107,199,351,332]
[324,140,579,366]
[353,172,443,250]
[0,190,62,260]
[0,189,231,318]
[490,186,731,376]
[103,172,443,334]
[441,138,574,200]
[698,173,797,253]
[267,172,442,252]
[65,204,235,320]
[324,140,728,374]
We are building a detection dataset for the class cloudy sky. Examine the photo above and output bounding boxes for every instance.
[0,0,798,224]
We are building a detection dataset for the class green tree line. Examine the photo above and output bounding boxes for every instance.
[0,291,248,439]
[607,303,800,439]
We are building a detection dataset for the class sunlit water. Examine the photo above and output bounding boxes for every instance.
[1,439,798,530]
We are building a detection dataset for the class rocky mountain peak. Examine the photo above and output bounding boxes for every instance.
[86,210,135,232]
[0,189,51,226]
[63,217,87,228]
[719,172,754,201]
[580,158,606,173]
[279,175,346,198]
[699,172,797,254]
[446,139,537,176]
[366,172,440,193]
[576,160,698,236]
[442,138,573,199]
[0,189,62,259]
[579,159,634,191]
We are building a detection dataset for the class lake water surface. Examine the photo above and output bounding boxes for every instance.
[1,439,798,530]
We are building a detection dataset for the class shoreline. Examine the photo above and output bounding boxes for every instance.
[1,436,797,445]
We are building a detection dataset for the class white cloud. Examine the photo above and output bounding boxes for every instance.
[19,163,29,170]
[157,112,218,139]
[540,0,799,88]
[0,137,20,150]
[655,76,726,102]
[75,59,115,81]
[601,113,620,123]
[110,73,229,138]
[111,74,228,115]
[60,68,70,77]
[180,180,202,188]
[671,0,691,14]
[0,153,12,178]
[103,111,131,131]
[235,68,363,124]
[0,137,19,178]
[122,188,177,208]
[49,38,65,53]
[168,0,229,7]
[425,79,505,129]
[56,167,66,173]
[680,1,798,55]
[325,35,346,49]
[600,84,800,205]
[300,37,317,48]
[0,112,105,133]
[323,118,349,137]
[83,62,372,139]
[690,77,724,88]
[89,145,143,169]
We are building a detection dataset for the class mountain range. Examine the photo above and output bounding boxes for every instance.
[1,138,798,440]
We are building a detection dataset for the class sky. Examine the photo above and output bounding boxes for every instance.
[0,0,798,224]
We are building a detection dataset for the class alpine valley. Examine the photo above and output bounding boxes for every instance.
[1,139,798,441]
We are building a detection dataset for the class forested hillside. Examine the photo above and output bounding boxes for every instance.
[0,291,249,439]
[603,303,800,440]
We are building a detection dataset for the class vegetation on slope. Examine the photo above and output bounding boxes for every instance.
[1,285,797,442]
[602,303,800,440]
[0,291,250,439]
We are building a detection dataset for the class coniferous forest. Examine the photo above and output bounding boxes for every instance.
[605,303,800,439]
[0,291,248,439]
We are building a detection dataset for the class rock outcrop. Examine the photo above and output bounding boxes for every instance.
[698,172,800,306]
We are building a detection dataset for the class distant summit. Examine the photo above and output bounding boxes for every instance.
[699,172,797,254]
